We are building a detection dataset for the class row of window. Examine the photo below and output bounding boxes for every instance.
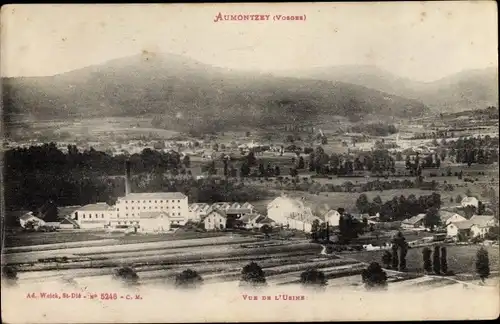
[119,206,181,211]
[120,199,182,204]
[82,214,105,219]
[118,212,182,218]
[116,220,182,225]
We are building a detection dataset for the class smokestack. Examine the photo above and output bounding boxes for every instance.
[125,160,131,196]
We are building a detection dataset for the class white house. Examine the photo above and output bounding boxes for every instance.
[59,217,80,230]
[71,203,114,229]
[447,215,497,239]
[138,211,171,233]
[19,212,45,229]
[203,209,227,231]
[461,196,479,209]
[446,221,472,238]
[267,196,313,225]
[402,214,426,229]
[323,210,341,227]
[114,192,189,225]
[239,213,262,229]
[439,210,467,226]
[469,215,497,237]
[188,203,212,221]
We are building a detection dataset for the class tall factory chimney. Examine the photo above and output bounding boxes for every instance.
[125,160,131,196]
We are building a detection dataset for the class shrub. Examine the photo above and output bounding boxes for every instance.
[239,262,267,288]
[381,251,392,269]
[432,246,441,274]
[299,269,327,290]
[1,266,18,287]
[175,269,203,289]
[440,246,448,275]
[475,247,490,283]
[113,266,139,286]
[422,247,432,273]
[361,262,388,290]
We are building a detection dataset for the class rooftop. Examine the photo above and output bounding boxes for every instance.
[77,203,112,212]
[403,214,426,225]
[139,211,168,219]
[452,221,473,230]
[119,192,187,200]
[469,215,496,227]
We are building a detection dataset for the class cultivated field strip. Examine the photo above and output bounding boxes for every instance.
[3,239,120,253]
[3,236,265,264]
[4,235,260,256]
[6,241,321,270]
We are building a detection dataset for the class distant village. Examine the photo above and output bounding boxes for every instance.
[19,162,498,247]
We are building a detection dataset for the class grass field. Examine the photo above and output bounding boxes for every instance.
[348,244,499,275]
[3,229,230,248]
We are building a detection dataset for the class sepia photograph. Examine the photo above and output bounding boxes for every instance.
[1,2,499,323]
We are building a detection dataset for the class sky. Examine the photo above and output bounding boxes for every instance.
[1,2,497,82]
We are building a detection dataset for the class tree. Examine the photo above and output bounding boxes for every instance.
[2,266,18,287]
[361,262,388,290]
[183,155,191,168]
[455,195,462,204]
[356,194,370,214]
[422,247,432,273]
[240,163,251,178]
[261,224,272,239]
[311,219,320,242]
[289,168,298,177]
[440,246,448,275]
[432,246,441,275]
[258,163,266,177]
[300,269,327,290]
[113,266,139,286]
[239,262,267,288]
[391,243,399,270]
[381,251,392,269]
[399,241,409,271]
[475,247,490,283]
[175,269,203,289]
[424,207,441,231]
[391,231,407,271]
[246,151,257,167]
[298,156,305,169]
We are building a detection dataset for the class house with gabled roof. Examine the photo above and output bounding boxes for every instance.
[203,209,227,231]
[59,217,80,230]
[71,203,114,229]
[439,210,467,226]
[19,212,45,229]
[188,203,213,221]
[469,215,497,238]
[461,196,479,209]
[402,214,426,229]
[138,211,171,232]
[322,210,341,227]
[447,215,497,239]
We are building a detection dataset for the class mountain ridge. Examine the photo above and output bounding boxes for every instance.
[273,65,498,113]
[3,52,430,132]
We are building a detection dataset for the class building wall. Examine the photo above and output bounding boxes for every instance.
[284,218,312,233]
[446,224,459,237]
[140,217,171,232]
[20,216,45,228]
[268,198,304,225]
[445,214,467,226]
[324,211,341,227]
[204,213,226,231]
[71,208,113,229]
[471,225,489,238]
[115,196,189,222]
